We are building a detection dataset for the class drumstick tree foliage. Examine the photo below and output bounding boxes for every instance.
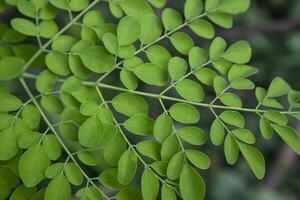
[0,0,300,199]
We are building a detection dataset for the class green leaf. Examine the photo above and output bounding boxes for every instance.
[136,140,161,161]
[77,150,100,166]
[169,103,200,124]
[194,67,217,86]
[169,32,194,55]
[0,56,25,80]
[103,33,119,54]
[161,184,176,200]
[210,119,225,146]
[118,0,153,19]
[222,41,252,64]
[146,45,171,69]
[168,57,188,81]
[116,187,143,200]
[175,79,205,102]
[68,55,91,80]
[120,69,138,90]
[207,12,233,28]
[179,164,206,200]
[161,134,179,161]
[9,184,37,200]
[218,0,251,14]
[184,0,203,20]
[118,150,137,185]
[220,111,245,128]
[228,64,258,81]
[124,114,154,136]
[82,10,104,26]
[213,76,227,94]
[117,16,140,46]
[259,117,273,139]
[18,131,41,149]
[0,94,22,112]
[42,135,61,160]
[210,37,227,60]
[79,46,115,73]
[231,78,255,90]
[64,163,83,186]
[232,129,255,144]
[205,0,220,13]
[239,143,265,179]
[109,1,123,18]
[141,169,159,200]
[41,95,63,114]
[36,70,57,94]
[44,174,71,200]
[118,44,136,59]
[273,125,300,154]
[139,13,162,44]
[11,18,36,36]
[112,93,148,117]
[167,152,185,180]
[178,126,207,145]
[162,8,182,31]
[186,150,210,170]
[188,47,208,69]
[69,0,89,11]
[219,92,243,108]
[45,163,64,179]
[153,113,173,143]
[103,132,126,166]
[132,63,168,86]
[46,51,70,76]
[19,144,50,187]
[78,115,104,148]
[151,161,168,176]
[0,114,13,130]
[0,128,19,160]
[263,111,287,125]
[224,134,239,164]
[38,20,58,38]
[98,168,127,189]
[189,19,215,39]
[267,77,291,97]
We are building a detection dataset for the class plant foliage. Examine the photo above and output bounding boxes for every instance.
[0,0,300,199]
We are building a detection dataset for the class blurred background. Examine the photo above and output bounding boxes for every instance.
[1,0,300,199]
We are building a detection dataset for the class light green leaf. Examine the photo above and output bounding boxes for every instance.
[267,77,291,97]
[136,140,161,161]
[175,79,205,102]
[116,187,143,200]
[168,57,188,81]
[45,163,64,179]
[169,103,200,124]
[179,164,206,200]
[46,51,70,76]
[210,37,227,60]
[184,0,203,20]
[120,69,138,90]
[263,111,288,125]
[112,93,148,117]
[161,184,176,200]
[64,163,83,186]
[40,95,63,114]
[205,0,220,13]
[78,115,104,148]
[42,135,61,160]
[141,169,159,200]
[103,132,126,166]
[151,161,168,176]
[147,0,166,8]
[0,94,22,112]
[109,1,123,18]
[259,117,273,140]
[169,32,194,55]
[153,113,173,143]
[224,134,239,164]
[162,8,182,31]
[218,0,251,14]
[103,33,119,54]
[77,150,100,166]
[11,18,36,36]
[82,10,105,26]
[186,150,210,170]
[0,128,19,160]
[207,12,233,28]
[19,144,50,187]
[0,56,25,80]
[98,168,127,189]
[232,129,255,144]
[239,143,265,179]
[117,16,140,46]
[210,119,225,146]
[219,92,243,108]
[124,114,154,136]
[194,67,217,86]
[231,78,255,90]
[118,0,153,19]
[189,19,215,39]
[178,126,207,145]
[167,152,185,180]
[213,76,227,94]
[35,70,57,94]
[273,125,300,154]
[44,174,71,200]
[38,20,58,38]
[139,13,162,44]
[146,45,171,69]
[118,150,137,185]
[161,134,179,161]
[222,41,252,64]
[79,46,115,73]
[188,47,207,69]
[132,63,168,86]
[228,64,258,81]
[220,111,245,128]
